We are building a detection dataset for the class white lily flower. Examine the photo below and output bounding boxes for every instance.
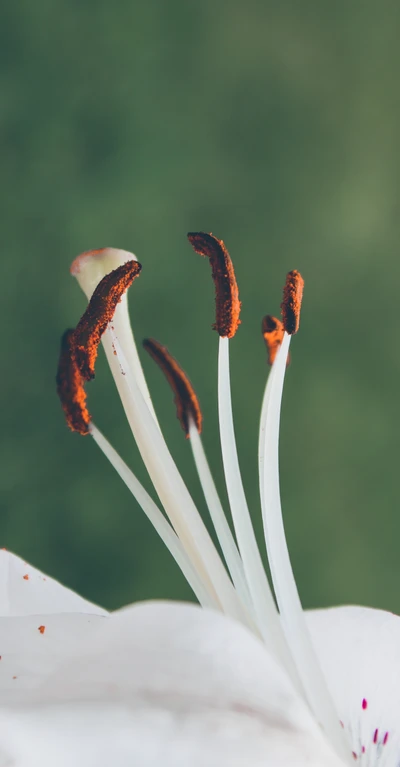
[1,235,398,766]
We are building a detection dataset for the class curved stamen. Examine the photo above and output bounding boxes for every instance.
[259,334,351,762]
[72,248,158,424]
[259,271,352,762]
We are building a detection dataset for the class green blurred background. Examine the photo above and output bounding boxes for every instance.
[1,0,399,613]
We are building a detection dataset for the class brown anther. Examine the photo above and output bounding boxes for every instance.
[56,330,91,435]
[73,260,141,381]
[281,270,304,335]
[187,232,241,338]
[262,315,289,366]
[143,338,202,437]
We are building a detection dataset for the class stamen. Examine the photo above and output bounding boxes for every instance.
[143,338,202,436]
[187,232,241,338]
[259,332,352,762]
[72,248,158,424]
[56,329,90,435]
[281,270,304,335]
[73,260,142,381]
[262,315,287,365]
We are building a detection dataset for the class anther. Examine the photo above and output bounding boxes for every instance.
[143,338,202,437]
[187,232,241,339]
[262,315,288,365]
[281,270,304,335]
[73,260,141,381]
[56,330,91,435]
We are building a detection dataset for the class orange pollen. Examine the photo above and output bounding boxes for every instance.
[22,574,29,580]
[73,260,142,381]
[143,338,202,437]
[281,270,304,335]
[262,315,288,366]
[38,625,46,634]
[56,329,91,435]
[187,232,241,339]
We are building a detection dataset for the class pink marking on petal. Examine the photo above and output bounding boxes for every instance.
[362,698,367,710]
[362,746,365,754]
[352,752,357,760]
[383,732,389,745]
[373,729,378,744]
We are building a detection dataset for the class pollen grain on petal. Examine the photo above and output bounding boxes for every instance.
[74,260,142,381]
[281,270,304,335]
[187,231,241,339]
[22,574,29,581]
[143,338,202,437]
[262,315,289,366]
[38,625,46,635]
[56,329,91,436]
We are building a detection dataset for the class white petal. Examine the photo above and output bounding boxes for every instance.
[307,605,400,762]
[0,613,105,703]
[0,550,107,617]
[0,602,344,767]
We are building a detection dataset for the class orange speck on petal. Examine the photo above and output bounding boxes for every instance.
[187,232,241,339]
[38,625,46,635]
[12,676,17,679]
[281,270,304,335]
[22,574,29,581]
[143,338,202,436]
[56,329,91,435]
[73,260,142,381]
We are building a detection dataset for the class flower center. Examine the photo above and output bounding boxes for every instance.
[57,234,353,765]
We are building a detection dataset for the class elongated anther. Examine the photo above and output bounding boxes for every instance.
[73,260,142,381]
[262,315,288,366]
[187,232,241,339]
[143,338,202,437]
[56,330,91,435]
[281,270,304,335]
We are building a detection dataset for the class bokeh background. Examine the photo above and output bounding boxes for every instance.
[1,0,399,613]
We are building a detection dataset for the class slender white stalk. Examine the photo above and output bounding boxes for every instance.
[90,423,216,609]
[259,332,352,763]
[217,337,299,680]
[188,419,253,611]
[101,314,251,629]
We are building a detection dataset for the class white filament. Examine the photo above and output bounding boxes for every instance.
[188,419,253,611]
[217,337,298,679]
[90,422,216,609]
[259,333,352,763]
[101,317,251,628]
